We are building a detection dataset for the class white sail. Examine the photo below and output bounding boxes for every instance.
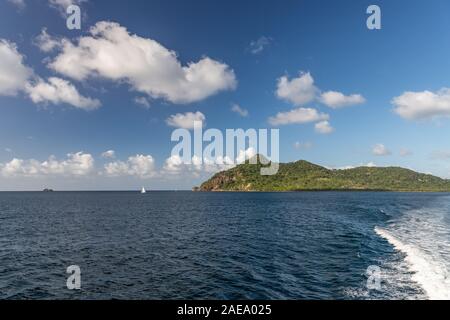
[141,187,146,194]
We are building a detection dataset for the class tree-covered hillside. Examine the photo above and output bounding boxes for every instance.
[199,157,450,192]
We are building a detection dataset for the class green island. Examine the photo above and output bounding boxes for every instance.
[197,156,450,192]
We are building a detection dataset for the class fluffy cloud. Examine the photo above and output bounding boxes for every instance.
[314,120,334,134]
[276,72,318,106]
[274,71,365,133]
[320,91,365,108]
[392,88,450,120]
[331,162,377,170]
[1,38,99,110]
[0,152,94,177]
[104,154,155,178]
[163,154,186,173]
[163,155,230,175]
[249,36,272,54]
[231,103,249,117]
[164,155,204,175]
[372,144,391,156]
[268,107,329,126]
[35,28,62,52]
[101,150,115,159]
[0,40,33,96]
[235,147,257,164]
[163,148,256,176]
[0,149,263,180]
[164,154,230,175]
[276,72,366,108]
[26,77,101,110]
[166,111,205,129]
[47,21,236,104]
[272,73,338,133]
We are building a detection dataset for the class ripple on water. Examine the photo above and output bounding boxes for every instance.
[0,191,448,299]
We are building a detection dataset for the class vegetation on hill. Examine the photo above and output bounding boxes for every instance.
[198,157,450,192]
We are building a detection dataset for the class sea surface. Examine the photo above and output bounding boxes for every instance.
[0,191,449,300]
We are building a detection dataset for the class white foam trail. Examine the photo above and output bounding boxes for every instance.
[375,227,450,300]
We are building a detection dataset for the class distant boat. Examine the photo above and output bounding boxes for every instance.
[141,187,147,194]
[43,188,54,192]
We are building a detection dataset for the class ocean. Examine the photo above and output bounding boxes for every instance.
[0,191,449,300]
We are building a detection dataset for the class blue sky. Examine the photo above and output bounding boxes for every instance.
[1,0,450,190]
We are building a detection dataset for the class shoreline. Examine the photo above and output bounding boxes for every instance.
[196,190,450,193]
[2,190,450,193]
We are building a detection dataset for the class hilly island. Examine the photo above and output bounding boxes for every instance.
[198,156,450,192]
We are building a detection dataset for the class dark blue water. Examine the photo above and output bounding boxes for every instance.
[0,191,449,300]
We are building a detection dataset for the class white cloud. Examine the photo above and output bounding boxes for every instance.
[101,150,115,159]
[331,162,377,170]
[202,156,236,173]
[35,28,62,52]
[274,71,365,133]
[134,96,151,108]
[163,148,255,176]
[231,103,248,117]
[0,39,99,110]
[166,111,205,129]
[1,158,36,177]
[314,120,334,134]
[164,154,209,175]
[26,77,101,110]
[392,88,450,120]
[47,21,237,104]
[1,152,94,177]
[276,71,365,109]
[7,0,26,10]
[372,143,391,156]
[0,39,33,96]
[163,154,185,173]
[235,147,257,164]
[320,91,365,108]
[268,107,329,126]
[104,154,156,178]
[249,36,272,54]
[276,72,318,106]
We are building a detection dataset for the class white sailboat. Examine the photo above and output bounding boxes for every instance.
[141,187,147,194]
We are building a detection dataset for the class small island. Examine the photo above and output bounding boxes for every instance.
[198,155,450,192]
[42,188,54,192]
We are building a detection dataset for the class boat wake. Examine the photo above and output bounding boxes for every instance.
[375,204,450,300]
